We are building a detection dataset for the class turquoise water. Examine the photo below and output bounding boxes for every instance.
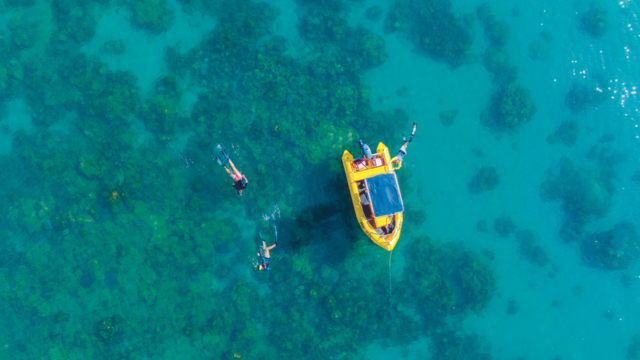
[1,0,640,359]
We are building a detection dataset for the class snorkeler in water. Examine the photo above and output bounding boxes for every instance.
[257,240,277,271]
[393,123,417,165]
[215,150,248,195]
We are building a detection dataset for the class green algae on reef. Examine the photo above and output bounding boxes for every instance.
[385,0,474,68]
[0,0,499,358]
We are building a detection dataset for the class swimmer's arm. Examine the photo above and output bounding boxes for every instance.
[243,175,248,183]
[266,244,276,250]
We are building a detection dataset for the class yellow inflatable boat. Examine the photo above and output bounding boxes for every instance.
[342,142,404,251]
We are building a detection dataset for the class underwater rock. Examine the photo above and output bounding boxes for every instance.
[599,133,615,143]
[506,299,518,315]
[540,159,612,230]
[547,120,579,146]
[476,220,488,232]
[430,330,492,360]
[571,285,584,296]
[581,222,640,270]
[7,15,38,49]
[477,4,509,47]
[320,265,339,287]
[481,249,495,261]
[621,273,636,288]
[365,6,383,22]
[581,6,607,38]
[515,230,549,267]
[528,30,552,61]
[104,271,119,289]
[103,39,126,55]
[80,270,96,288]
[131,0,174,33]
[494,216,516,237]
[439,109,458,126]
[528,38,550,60]
[4,0,35,7]
[627,334,640,359]
[631,170,640,185]
[51,1,97,45]
[468,166,500,194]
[482,47,511,75]
[564,82,608,113]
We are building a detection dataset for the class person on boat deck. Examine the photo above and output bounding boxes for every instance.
[360,188,370,206]
[215,150,248,195]
[384,217,396,234]
[358,139,373,160]
[257,240,277,271]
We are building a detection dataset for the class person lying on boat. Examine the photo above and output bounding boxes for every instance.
[257,240,277,271]
[215,150,248,195]
[384,217,396,234]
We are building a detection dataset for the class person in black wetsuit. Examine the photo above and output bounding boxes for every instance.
[215,150,248,195]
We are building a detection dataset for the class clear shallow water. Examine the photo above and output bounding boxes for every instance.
[1,0,640,359]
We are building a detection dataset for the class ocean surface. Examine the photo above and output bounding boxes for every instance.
[1,0,639,359]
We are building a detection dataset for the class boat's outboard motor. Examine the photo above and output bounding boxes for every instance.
[359,139,373,159]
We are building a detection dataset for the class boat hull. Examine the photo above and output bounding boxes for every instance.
[342,142,403,251]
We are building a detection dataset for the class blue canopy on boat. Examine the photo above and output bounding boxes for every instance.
[366,173,403,217]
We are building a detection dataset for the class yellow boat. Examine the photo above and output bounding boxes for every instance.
[342,142,404,251]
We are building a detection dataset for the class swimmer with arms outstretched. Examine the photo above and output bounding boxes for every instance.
[257,240,276,271]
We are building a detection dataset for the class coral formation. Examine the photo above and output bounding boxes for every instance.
[581,222,640,270]
[402,237,496,323]
[494,216,516,238]
[506,299,518,315]
[540,158,614,241]
[627,334,640,359]
[485,83,536,130]
[439,109,458,126]
[476,4,508,47]
[102,39,126,55]
[477,5,536,133]
[564,79,608,113]
[385,0,474,68]
[51,0,97,45]
[430,330,492,360]
[299,5,388,71]
[131,0,175,33]
[7,15,38,49]
[528,31,552,61]
[547,120,579,146]
[515,230,549,267]
[468,166,500,194]
[365,5,383,22]
[476,220,488,233]
[581,6,608,38]
[0,0,500,357]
